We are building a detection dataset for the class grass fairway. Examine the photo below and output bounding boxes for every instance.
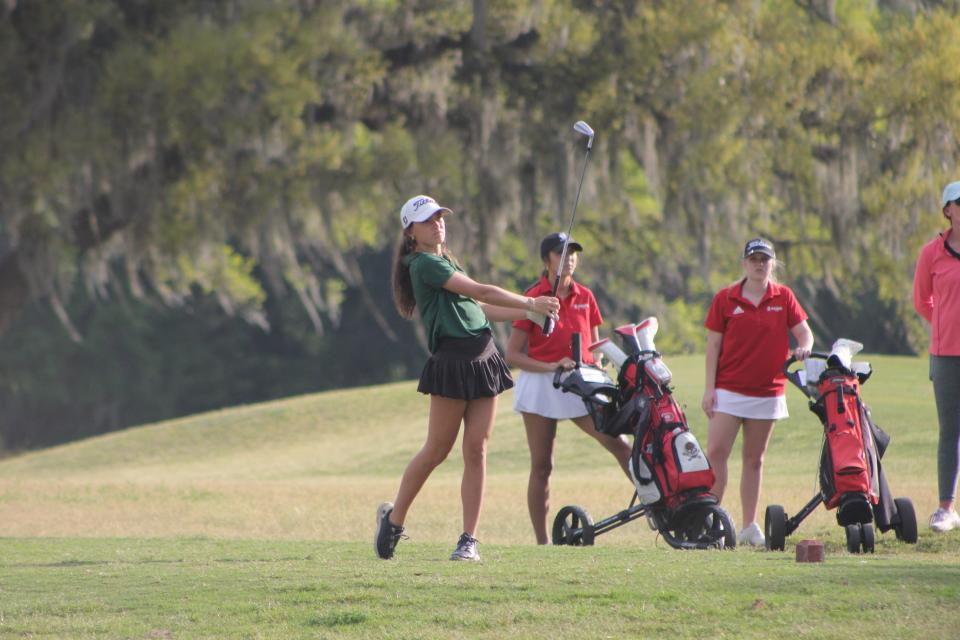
[1,538,958,639]
[1,353,959,638]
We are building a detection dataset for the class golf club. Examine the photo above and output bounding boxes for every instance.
[542,120,595,337]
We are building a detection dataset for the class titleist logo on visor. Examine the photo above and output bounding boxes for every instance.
[403,198,432,226]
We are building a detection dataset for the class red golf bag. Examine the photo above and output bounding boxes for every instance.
[810,369,887,524]
[553,320,734,549]
[611,356,715,511]
[766,346,917,553]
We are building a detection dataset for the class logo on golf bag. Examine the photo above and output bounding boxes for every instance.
[682,440,702,461]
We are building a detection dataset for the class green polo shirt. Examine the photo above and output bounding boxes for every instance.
[405,252,490,353]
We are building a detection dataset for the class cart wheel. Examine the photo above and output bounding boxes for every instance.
[893,497,918,544]
[845,524,862,553]
[764,504,787,551]
[712,506,737,549]
[670,504,736,549]
[861,522,875,553]
[551,505,595,546]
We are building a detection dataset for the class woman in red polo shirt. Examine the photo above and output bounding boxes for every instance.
[701,237,814,547]
[505,232,631,544]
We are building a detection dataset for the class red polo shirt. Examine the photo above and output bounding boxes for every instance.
[512,276,603,364]
[704,280,808,397]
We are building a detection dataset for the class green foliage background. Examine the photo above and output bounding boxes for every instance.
[0,0,958,448]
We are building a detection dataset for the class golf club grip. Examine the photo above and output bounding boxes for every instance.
[541,276,562,336]
[571,332,581,367]
[542,315,555,336]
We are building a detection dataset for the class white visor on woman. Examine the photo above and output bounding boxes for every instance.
[400,195,451,228]
[513,371,590,420]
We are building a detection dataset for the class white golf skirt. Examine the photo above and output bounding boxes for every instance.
[714,389,788,420]
[512,370,590,420]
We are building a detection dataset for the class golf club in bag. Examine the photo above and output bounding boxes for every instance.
[542,120,594,336]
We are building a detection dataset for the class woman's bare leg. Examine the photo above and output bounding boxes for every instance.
[706,412,743,503]
[572,415,632,477]
[390,395,467,526]
[739,418,776,526]
[459,395,498,536]
[523,413,558,544]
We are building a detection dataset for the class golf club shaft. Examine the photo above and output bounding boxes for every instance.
[542,141,592,336]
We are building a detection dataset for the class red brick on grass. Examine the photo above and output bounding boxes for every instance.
[796,539,825,563]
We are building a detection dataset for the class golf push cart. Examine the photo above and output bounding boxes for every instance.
[550,318,736,550]
[764,339,918,553]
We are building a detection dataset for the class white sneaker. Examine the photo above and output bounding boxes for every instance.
[738,522,765,546]
[450,533,481,561]
[928,508,960,533]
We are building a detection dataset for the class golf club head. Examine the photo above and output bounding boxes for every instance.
[573,120,594,149]
[588,338,627,369]
[827,338,864,370]
[634,317,659,352]
[614,323,641,355]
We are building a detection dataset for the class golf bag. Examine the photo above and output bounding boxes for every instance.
[583,320,715,511]
[809,359,894,528]
[552,318,734,549]
[765,339,918,552]
[612,356,715,510]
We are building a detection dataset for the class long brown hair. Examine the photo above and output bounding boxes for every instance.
[392,232,418,319]
[391,231,461,319]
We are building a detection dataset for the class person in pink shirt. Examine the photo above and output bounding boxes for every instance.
[913,180,960,533]
[702,238,814,546]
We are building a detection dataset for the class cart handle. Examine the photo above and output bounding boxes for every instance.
[783,352,830,398]
[552,366,617,406]
[553,366,564,389]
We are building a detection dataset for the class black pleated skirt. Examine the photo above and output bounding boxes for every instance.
[418,331,514,400]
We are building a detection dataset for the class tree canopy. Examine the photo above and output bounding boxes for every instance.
[1,0,958,448]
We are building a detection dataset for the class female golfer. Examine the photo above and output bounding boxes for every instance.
[505,232,631,544]
[375,195,559,561]
[701,237,813,547]
[913,181,960,533]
